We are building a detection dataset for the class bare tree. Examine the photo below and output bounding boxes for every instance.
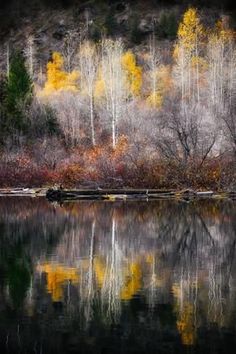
[62,29,79,73]
[24,34,35,78]
[50,92,82,147]
[146,34,161,105]
[101,39,127,149]
[157,100,216,166]
[6,42,10,78]
[78,41,99,146]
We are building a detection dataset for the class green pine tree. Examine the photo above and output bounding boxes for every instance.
[104,7,117,36]
[0,75,8,143]
[6,51,33,133]
[130,15,143,45]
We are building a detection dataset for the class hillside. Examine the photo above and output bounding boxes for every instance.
[0,1,236,189]
[0,0,235,71]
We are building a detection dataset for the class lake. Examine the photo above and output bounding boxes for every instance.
[0,197,236,354]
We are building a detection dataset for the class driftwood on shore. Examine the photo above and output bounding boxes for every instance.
[0,188,47,197]
[46,188,236,202]
[0,188,235,202]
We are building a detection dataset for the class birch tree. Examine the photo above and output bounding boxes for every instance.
[24,35,35,78]
[207,19,236,153]
[6,42,10,78]
[122,50,142,97]
[62,29,78,73]
[146,34,162,107]
[173,8,205,106]
[101,39,126,149]
[78,41,98,146]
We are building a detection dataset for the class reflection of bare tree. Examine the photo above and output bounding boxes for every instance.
[1,198,236,346]
[82,220,95,324]
[101,217,123,322]
[34,201,236,329]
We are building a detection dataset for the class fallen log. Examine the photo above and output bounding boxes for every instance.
[0,188,47,197]
[46,188,234,202]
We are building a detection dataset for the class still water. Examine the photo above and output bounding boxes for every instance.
[0,197,236,354]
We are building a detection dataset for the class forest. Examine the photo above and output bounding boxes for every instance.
[0,3,236,189]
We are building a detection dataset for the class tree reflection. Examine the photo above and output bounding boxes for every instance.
[0,198,236,352]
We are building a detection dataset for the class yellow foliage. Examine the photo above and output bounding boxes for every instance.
[94,257,106,288]
[39,263,79,302]
[174,7,205,63]
[146,91,163,108]
[122,51,142,96]
[94,68,105,98]
[146,65,172,108]
[145,253,155,265]
[191,56,208,70]
[94,78,105,98]
[172,283,181,298]
[215,19,235,42]
[172,283,196,346]
[157,65,173,93]
[121,261,142,300]
[173,44,180,60]
[177,8,204,52]
[42,52,79,95]
[176,303,196,346]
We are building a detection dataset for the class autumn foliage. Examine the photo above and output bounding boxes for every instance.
[42,52,79,94]
[0,7,236,189]
[122,51,142,96]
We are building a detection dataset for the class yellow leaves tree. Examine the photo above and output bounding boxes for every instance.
[215,17,235,43]
[145,36,163,109]
[146,65,173,108]
[42,52,79,95]
[207,17,236,108]
[176,302,196,346]
[174,8,205,104]
[176,7,204,54]
[147,89,163,108]
[78,41,98,146]
[120,261,142,301]
[94,69,105,99]
[172,283,196,346]
[122,51,142,97]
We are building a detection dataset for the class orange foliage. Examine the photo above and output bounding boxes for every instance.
[58,164,83,187]
[112,135,129,158]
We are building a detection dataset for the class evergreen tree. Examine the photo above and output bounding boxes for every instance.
[104,7,117,36]
[0,75,8,143]
[6,51,33,133]
[157,12,178,39]
[130,15,143,45]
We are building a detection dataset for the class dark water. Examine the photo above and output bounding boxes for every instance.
[0,197,236,354]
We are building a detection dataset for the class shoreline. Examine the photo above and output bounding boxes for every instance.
[0,188,235,202]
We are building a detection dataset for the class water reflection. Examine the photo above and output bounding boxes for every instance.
[0,198,236,353]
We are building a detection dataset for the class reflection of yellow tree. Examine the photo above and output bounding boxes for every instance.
[94,257,106,288]
[172,283,196,346]
[39,263,79,302]
[94,256,142,301]
[121,262,142,300]
[176,302,195,346]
